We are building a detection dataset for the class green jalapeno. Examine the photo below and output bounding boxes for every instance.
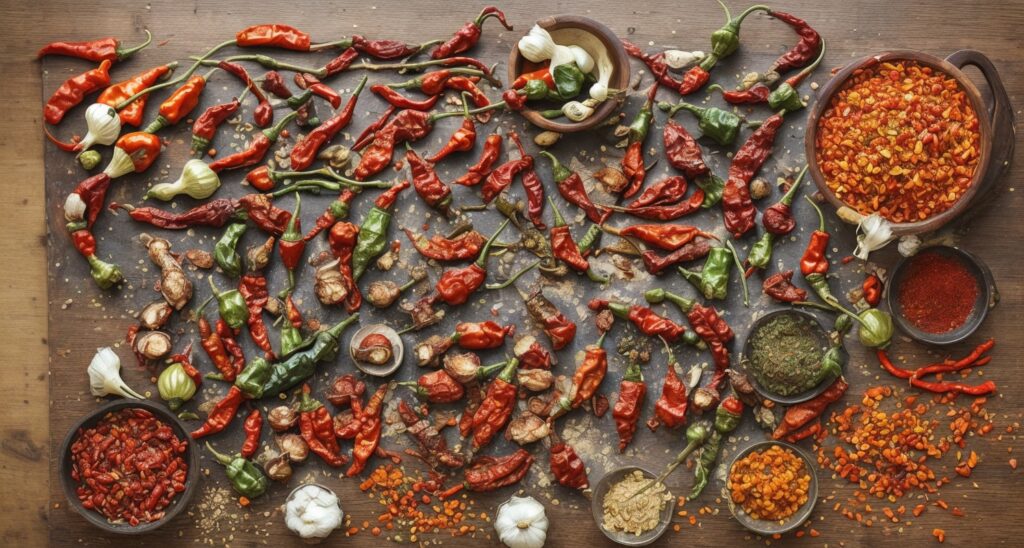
[205,442,269,498]
[261,314,359,397]
[214,222,247,278]
[679,246,733,300]
[689,397,743,500]
[208,276,248,329]
[695,174,725,208]
[660,101,741,146]
[746,233,774,271]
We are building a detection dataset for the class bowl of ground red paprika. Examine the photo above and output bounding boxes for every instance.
[887,246,996,345]
[806,50,1013,235]
[59,399,199,534]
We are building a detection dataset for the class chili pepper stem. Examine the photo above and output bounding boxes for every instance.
[192,295,215,321]
[205,441,233,465]
[116,39,234,109]
[474,218,511,268]
[307,38,355,51]
[194,55,329,78]
[119,29,154,59]
[485,259,540,290]
[787,39,827,86]
[431,100,507,122]
[805,195,826,232]
[779,165,809,205]
[355,59,502,87]
[724,240,749,306]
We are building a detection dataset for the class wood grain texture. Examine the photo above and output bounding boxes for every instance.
[3,0,1023,546]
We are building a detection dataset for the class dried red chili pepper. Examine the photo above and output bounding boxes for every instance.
[710,82,772,104]
[261,70,292,98]
[663,120,711,179]
[348,383,389,476]
[522,165,547,230]
[566,334,608,410]
[624,175,688,209]
[404,228,485,261]
[326,374,366,408]
[549,198,590,273]
[197,310,236,382]
[209,111,297,173]
[240,269,275,359]
[399,369,465,403]
[455,133,502,186]
[240,409,262,459]
[613,360,646,451]
[800,198,831,276]
[190,98,240,155]
[277,195,305,295]
[238,194,293,236]
[722,111,785,238]
[98,62,175,126]
[772,378,847,439]
[429,99,477,163]
[444,76,489,107]
[431,6,513,59]
[294,72,341,108]
[588,299,693,344]
[397,400,465,469]
[112,198,241,230]
[142,73,208,133]
[767,10,823,78]
[353,106,396,152]
[641,238,714,275]
[862,273,883,307]
[217,319,245,376]
[550,441,589,490]
[350,35,427,60]
[470,358,520,450]
[649,349,689,431]
[515,337,554,369]
[298,384,347,467]
[433,220,509,306]
[218,60,273,127]
[481,131,532,203]
[328,219,362,313]
[371,84,439,111]
[607,224,715,252]
[406,144,454,215]
[464,449,534,492]
[521,287,577,350]
[38,30,152,62]
[191,385,245,439]
[453,321,514,350]
[762,270,808,303]
[303,190,354,242]
[877,349,996,396]
[289,76,368,170]
[541,151,609,224]
[44,60,112,125]
[612,190,706,221]
[236,24,311,51]
[620,85,658,198]
[501,88,528,110]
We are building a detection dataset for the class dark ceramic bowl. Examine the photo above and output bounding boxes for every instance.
[507,15,630,132]
[740,309,842,405]
[727,441,818,536]
[591,465,674,546]
[886,245,996,345]
[59,399,199,534]
[805,50,1006,236]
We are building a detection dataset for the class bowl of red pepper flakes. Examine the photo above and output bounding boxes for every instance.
[806,49,1012,235]
[508,15,631,132]
[59,400,198,534]
[886,245,996,345]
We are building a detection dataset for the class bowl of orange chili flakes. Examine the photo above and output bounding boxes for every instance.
[806,50,1008,235]
[727,441,817,535]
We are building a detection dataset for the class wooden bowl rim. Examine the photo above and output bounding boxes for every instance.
[804,49,993,235]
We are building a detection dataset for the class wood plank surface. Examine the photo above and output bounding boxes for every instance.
[2,1,1023,547]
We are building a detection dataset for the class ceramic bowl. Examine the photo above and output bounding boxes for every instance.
[58,399,199,534]
[726,441,819,536]
[349,323,403,376]
[507,15,630,132]
[591,465,674,546]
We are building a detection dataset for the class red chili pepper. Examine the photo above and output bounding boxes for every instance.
[464,448,534,491]
[862,273,883,307]
[650,359,688,431]
[613,360,645,451]
[38,30,152,62]
[877,347,997,396]
[351,35,421,60]
[550,442,589,490]
[429,103,477,163]
[348,383,388,476]
[142,74,207,133]
[625,176,688,209]
[236,24,311,51]
[323,47,360,77]
[191,98,240,155]
[328,220,362,312]
[240,409,262,459]
[762,270,808,303]
[400,370,465,403]
[239,272,275,359]
[550,207,590,274]
[277,195,305,294]
[678,65,711,94]
[588,299,689,343]
[516,338,554,369]
[298,384,347,467]
[352,105,397,153]
[663,121,711,179]
[714,82,772,104]
[191,386,245,439]
[501,88,528,110]
[620,85,658,197]
[453,321,514,350]
[404,228,485,261]
[611,224,716,252]
[767,11,823,76]
[772,378,847,439]
[568,335,608,409]
[431,6,512,58]
[540,151,609,224]
[433,220,508,305]
[209,112,296,173]
[522,288,577,351]
[371,84,439,111]
[198,314,235,381]
[218,60,272,127]
[455,133,502,186]
[481,131,532,203]
[98,62,175,126]
[722,112,785,238]
[304,190,355,242]
[470,359,520,450]
[406,145,453,215]
[641,238,713,275]
[294,72,341,108]
[290,76,368,170]
[112,198,240,230]
[216,319,245,376]
[45,60,112,125]
[238,193,292,236]
[512,65,554,89]
[800,198,830,276]
[445,76,489,107]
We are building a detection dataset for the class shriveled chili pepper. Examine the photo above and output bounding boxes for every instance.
[588,299,696,345]
[236,24,311,51]
[522,165,546,230]
[399,369,465,403]
[549,197,593,274]
[288,76,368,171]
[321,47,360,78]
[278,292,303,356]
[431,6,512,59]
[762,270,808,303]
[606,224,715,252]
[512,65,554,89]
[350,34,432,60]
[303,190,355,242]
[481,131,532,203]
[445,76,490,107]
[876,350,996,396]
[294,72,340,108]
[45,60,112,125]
[470,358,520,450]
[276,195,305,296]
[191,385,245,439]
[772,378,848,439]
[662,120,710,178]
[217,60,272,127]
[142,73,208,133]
[722,111,785,238]
[238,193,292,236]
[297,384,347,467]
[608,187,706,221]
[709,82,772,104]
[748,166,807,273]
[648,346,689,431]
[217,319,245,376]
[429,98,477,163]
[112,198,241,230]
[386,67,481,95]
[452,133,501,187]
[351,180,409,280]
[191,98,241,155]
[645,288,734,386]
[641,238,714,275]
[453,320,514,350]
[541,151,608,223]
[353,105,396,152]
[690,395,743,500]
[406,144,454,215]
[767,42,827,113]
[209,111,297,173]
[397,400,466,469]
[240,409,262,459]
[463,449,534,492]
[800,196,831,278]
[198,311,235,381]
[501,88,528,111]
[620,85,658,198]
[521,287,576,350]
[559,334,608,414]
[404,227,485,261]
[434,219,509,305]
[613,359,646,451]
[98,62,176,126]
[623,175,688,209]
[261,70,292,98]
[371,84,439,111]
[550,441,589,490]
[863,273,883,307]
[240,272,275,359]
[348,382,388,476]
[39,29,152,62]
[766,10,823,80]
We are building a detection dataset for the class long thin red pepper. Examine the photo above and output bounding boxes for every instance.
[722,112,785,238]
[429,96,477,163]
[38,30,152,62]
[240,409,262,459]
[348,383,388,476]
[290,75,368,170]
[455,133,501,186]
[236,24,311,51]
[239,272,275,359]
[198,313,235,381]
[767,10,823,76]
[218,60,272,127]
[295,72,341,109]
[371,84,439,111]
[191,386,245,439]
[406,144,453,215]
[209,111,296,173]
[298,384,347,467]
[98,63,176,126]
[45,60,112,125]
[877,350,997,396]
[431,6,513,59]
[328,220,362,312]
[481,131,531,203]
[191,98,240,155]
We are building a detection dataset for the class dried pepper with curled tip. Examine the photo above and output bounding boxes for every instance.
[404,227,486,262]
[290,75,367,170]
[372,84,440,111]
[772,378,847,440]
[620,85,658,198]
[429,97,477,162]
[348,383,388,476]
[763,10,824,83]
[641,238,714,276]
[644,288,733,390]
[240,409,263,459]
[542,151,609,224]
[613,359,646,451]
[453,321,514,350]
[191,385,245,439]
[689,395,743,500]
[722,111,785,238]
[99,62,176,126]
[522,287,577,351]
[352,180,409,280]
[481,131,532,203]
[208,111,297,173]
[217,60,273,127]
[298,384,347,468]
[44,60,112,125]
[763,270,807,303]
[406,144,454,215]
[464,449,534,492]
[648,347,689,431]
[431,6,513,59]
[455,133,502,186]
[588,298,698,346]
[434,219,509,306]
[397,400,465,469]
[747,166,807,273]
[191,98,241,155]
[604,223,715,252]
[470,358,520,450]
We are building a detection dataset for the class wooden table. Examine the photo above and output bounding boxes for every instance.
[4,0,1024,546]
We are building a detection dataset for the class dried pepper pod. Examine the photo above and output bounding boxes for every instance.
[588,298,698,346]
[44,60,112,125]
[604,224,716,252]
[141,71,211,133]
[236,24,311,51]
[98,62,176,126]
[348,383,389,476]
[276,195,305,297]
[722,111,785,238]
[455,133,502,186]
[648,344,690,431]
[463,449,534,492]
[191,98,241,155]
[429,94,478,162]
[352,180,409,280]
[298,384,347,467]
[397,399,465,469]
[542,151,609,224]
[469,358,520,451]
[433,219,510,306]
[290,75,368,170]
[431,6,513,59]
[747,166,807,273]
[39,30,152,62]
[551,334,607,418]
[771,378,847,440]
[480,131,533,204]
[398,369,471,403]
[404,227,486,262]
[549,198,607,284]
[689,396,743,500]
[452,320,514,350]
[520,287,576,351]
[240,409,263,459]
[620,85,658,198]
[208,111,297,173]
[205,442,269,498]
[406,144,454,215]
[549,438,589,490]
[63,174,122,288]
[192,386,245,439]
[762,270,807,303]
[612,359,646,451]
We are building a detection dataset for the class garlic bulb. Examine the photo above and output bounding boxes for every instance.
[567,45,595,73]
[548,43,576,72]
[495,495,548,548]
[898,234,922,257]
[518,25,556,63]
[562,98,599,122]
[854,213,895,260]
[285,484,344,540]
[663,50,705,70]
[87,347,144,399]
[78,103,121,153]
[145,159,221,201]
[64,193,86,223]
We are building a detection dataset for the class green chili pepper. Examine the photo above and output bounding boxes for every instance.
[550,62,586,100]
[631,422,710,500]
[696,174,725,208]
[643,287,695,313]
[746,233,774,271]
[214,223,247,278]
[628,86,657,145]
[659,100,741,146]
[261,314,359,397]
[205,442,269,498]
[856,308,894,349]
[679,246,733,300]
[724,240,749,307]
[768,82,803,112]
[208,276,248,329]
[87,255,124,289]
[523,79,550,101]
[279,311,303,357]
[539,108,565,119]
[235,357,273,399]
[689,397,742,500]
[286,89,313,109]
[701,2,771,70]
[352,207,396,281]
[177,411,200,421]
[577,224,603,255]
[834,313,853,335]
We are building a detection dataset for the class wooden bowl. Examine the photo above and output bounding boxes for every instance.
[59,399,199,534]
[805,50,1003,236]
[507,15,630,132]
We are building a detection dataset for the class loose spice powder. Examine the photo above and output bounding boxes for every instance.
[897,250,978,333]
[748,313,827,396]
[602,470,672,536]
[816,60,981,222]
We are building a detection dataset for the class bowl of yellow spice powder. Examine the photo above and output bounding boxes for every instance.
[727,441,817,535]
[592,466,674,546]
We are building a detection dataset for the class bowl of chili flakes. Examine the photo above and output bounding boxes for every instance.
[806,49,1011,235]
[59,399,199,534]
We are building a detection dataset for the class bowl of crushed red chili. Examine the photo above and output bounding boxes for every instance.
[887,245,995,345]
[806,50,996,235]
[726,441,817,535]
[59,399,198,534]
